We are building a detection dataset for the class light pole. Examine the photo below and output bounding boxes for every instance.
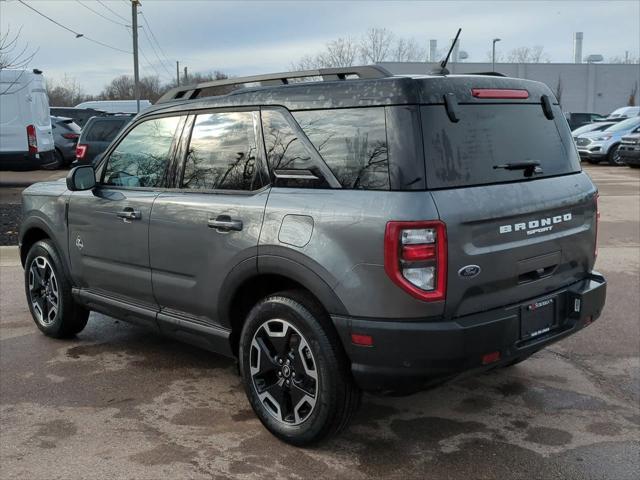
[492,38,501,72]
[131,0,141,113]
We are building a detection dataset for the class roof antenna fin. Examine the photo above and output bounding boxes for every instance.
[433,28,462,75]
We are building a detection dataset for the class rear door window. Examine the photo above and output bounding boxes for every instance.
[86,119,127,142]
[421,104,580,189]
[292,107,390,190]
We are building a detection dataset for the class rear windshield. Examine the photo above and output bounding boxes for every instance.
[421,104,580,189]
[85,119,128,142]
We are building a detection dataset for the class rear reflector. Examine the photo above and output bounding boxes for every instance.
[26,124,37,154]
[482,351,501,365]
[351,333,374,347]
[402,244,436,261]
[471,88,529,99]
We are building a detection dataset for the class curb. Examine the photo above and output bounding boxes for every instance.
[0,245,20,267]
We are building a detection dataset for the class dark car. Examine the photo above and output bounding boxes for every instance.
[618,133,640,167]
[564,112,606,130]
[20,66,606,446]
[75,115,133,165]
[50,107,108,128]
[49,116,81,168]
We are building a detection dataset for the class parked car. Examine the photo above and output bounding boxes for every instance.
[50,107,107,128]
[20,66,606,446]
[605,106,640,121]
[0,69,55,170]
[74,99,152,114]
[564,112,606,130]
[74,115,133,165]
[572,121,616,142]
[618,133,640,168]
[50,116,81,168]
[576,116,640,165]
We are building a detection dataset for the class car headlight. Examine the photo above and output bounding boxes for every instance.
[593,135,612,141]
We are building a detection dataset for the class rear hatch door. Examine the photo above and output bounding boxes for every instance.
[420,82,598,319]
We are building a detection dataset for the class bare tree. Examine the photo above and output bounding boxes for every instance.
[46,75,90,106]
[391,38,427,62]
[555,76,563,107]
[629,82,638,107]
[359,27,395,63]
[609,54,640,64]
[0,25,38,70]
[291,37,359,70]
[506,45,549,63]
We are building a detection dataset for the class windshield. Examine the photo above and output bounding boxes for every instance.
[421,103,580,189]
[572,123,610,135]
[604,117,640,132]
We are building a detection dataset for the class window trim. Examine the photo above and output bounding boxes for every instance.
[173,107,270,194]
[260,106,342,189]
[97,113,186,191]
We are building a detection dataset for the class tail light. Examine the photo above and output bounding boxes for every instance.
[471,88,529,99]
[76,144,88,160]
[594,193,600,258]
[62,133,80,140]
[26,124,37,154]
[384,221,447,302]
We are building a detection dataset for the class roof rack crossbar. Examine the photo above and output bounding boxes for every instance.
[156,65,392,103]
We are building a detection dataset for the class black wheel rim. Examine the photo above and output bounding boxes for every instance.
[613,148,624,165]
[250,319,318,425]
[28,256,59,326]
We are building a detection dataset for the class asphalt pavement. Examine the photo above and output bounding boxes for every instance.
[0,164,638,479]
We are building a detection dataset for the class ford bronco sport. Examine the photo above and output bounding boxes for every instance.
[20,65,606,446]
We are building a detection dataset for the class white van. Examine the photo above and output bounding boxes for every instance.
[74,99,152,114]
[0,69,55,170]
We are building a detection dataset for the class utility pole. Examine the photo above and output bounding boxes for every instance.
[183,66,188,84]
[176,60,180,86]
[131,0,141,113]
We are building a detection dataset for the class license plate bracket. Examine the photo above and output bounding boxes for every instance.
[520,297,557,340]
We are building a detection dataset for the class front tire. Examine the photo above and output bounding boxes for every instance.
[608,144,624,166]
[239,290,361,446]
[24,240,89,338]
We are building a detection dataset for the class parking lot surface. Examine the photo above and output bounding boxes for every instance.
[0,164,638,479]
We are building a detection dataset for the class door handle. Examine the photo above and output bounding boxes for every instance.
[116,208,141,222]
[208,215,243,232]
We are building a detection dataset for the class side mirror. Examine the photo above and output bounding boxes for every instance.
[66,165,96,191]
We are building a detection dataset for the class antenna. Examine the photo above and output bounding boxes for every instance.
[433,28,462,75]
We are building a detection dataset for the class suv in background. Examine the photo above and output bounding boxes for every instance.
[19,66,606,445]
[50,116,81,168]
[572,121,616,142]
[564,112,606,130]
[618,133,640,168]
[74,115,133,165]
[605,106,640,121]
[50,107,107,128]
[576,116,640,165]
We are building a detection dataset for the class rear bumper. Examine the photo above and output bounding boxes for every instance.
[333,273,606,393]
[0,150,54,171]
[619,148,640,165]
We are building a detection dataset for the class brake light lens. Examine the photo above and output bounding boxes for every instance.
[62,133,80,140]
[26,124,37,154]
[76,144,88,160]
[471,88,529,99]
[384,221,447,301]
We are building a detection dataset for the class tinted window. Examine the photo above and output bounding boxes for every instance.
[293,108,389,190]
[261,109,329,188]
[182,112,260,191]
[103,116,181,188]
[85,119,128,142]
[421,104,580,189]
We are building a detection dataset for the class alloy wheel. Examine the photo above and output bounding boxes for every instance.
[28,256,59,326]
[250,319,318,426]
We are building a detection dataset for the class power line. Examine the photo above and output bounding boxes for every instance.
[139,11,172,68]
[140,25,172,76]
[74,0,130,28]
[96,0,130,23]
[17,0,132,54]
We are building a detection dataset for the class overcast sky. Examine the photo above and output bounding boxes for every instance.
[1,0,639,94]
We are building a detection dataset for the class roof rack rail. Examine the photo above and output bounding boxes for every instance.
[461,71,507,77]
[156,65,393,103]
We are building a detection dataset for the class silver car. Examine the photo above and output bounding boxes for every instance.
[576,117,640,165]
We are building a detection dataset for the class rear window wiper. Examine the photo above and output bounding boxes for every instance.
[493,161,543,178]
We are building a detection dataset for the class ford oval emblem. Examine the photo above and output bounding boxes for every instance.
[458,265,481,278]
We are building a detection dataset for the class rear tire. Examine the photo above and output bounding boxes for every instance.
[607,144,624,166]
[42,149,64,170]
[24,240,89,338]
[239,290,361,446]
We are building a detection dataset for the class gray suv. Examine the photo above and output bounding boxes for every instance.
[19,66,606,446]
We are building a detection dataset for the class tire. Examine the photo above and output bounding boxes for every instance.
[239,290,361,446]
[628,163,640,169]
[24,240,89,338]
[586,158,600,165]
[42,149,64,170]
[607,144,624,166]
